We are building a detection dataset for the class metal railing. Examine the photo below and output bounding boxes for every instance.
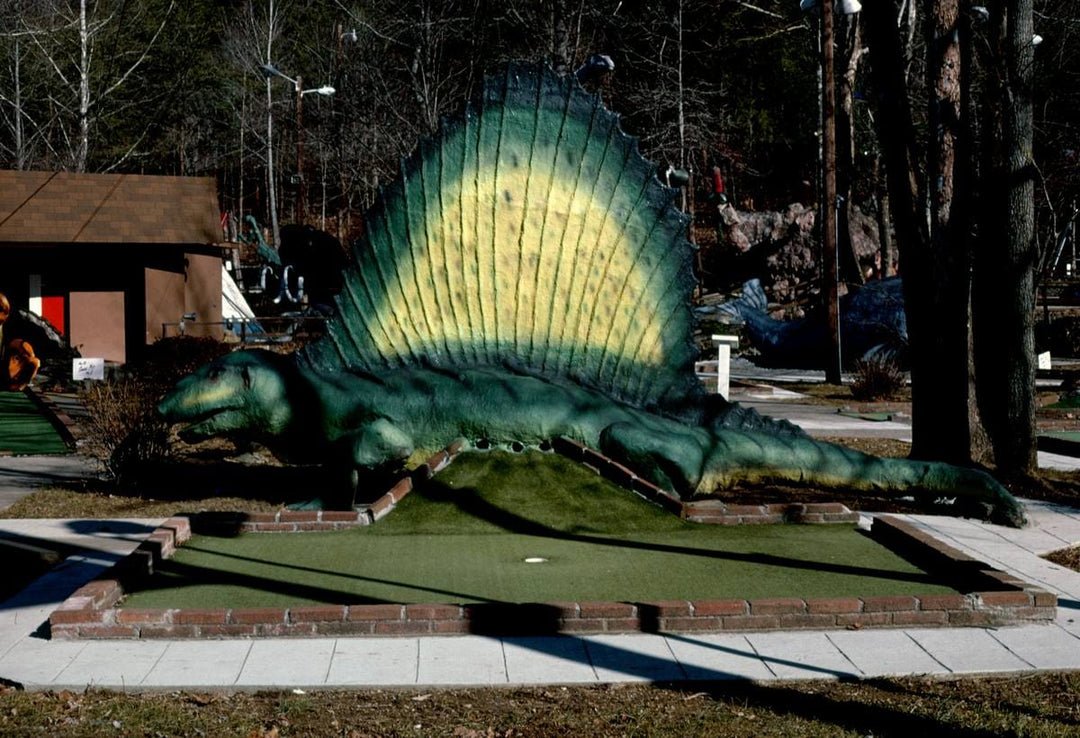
[160,315,330,344]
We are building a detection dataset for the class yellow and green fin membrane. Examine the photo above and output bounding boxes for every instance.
[302,61,699,411]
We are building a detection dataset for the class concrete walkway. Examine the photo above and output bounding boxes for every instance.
[3,387,1080,690]
[2,502,1080,690]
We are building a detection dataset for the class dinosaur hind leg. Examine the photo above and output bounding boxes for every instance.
[599,422,706,495]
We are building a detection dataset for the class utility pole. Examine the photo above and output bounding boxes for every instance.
[296,74,305,224]
[821,0,842,384]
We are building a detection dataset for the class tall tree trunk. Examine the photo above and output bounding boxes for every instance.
[973,0,1038,477]
[874,155,895,276]
[864,0,974,464]
[836,14,865,286]
[77,0,90,173]
[13,39,24,170]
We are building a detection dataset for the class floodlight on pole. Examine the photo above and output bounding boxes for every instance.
[262,62,336,225]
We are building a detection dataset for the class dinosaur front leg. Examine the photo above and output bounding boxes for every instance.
[699,431,1026,527]
[330,418,416,509]
[346,417,415,468]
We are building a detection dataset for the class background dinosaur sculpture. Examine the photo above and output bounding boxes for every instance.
[704,277,908,368]
[158,62,1024,526]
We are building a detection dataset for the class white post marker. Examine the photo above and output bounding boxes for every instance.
[712,334,739,399]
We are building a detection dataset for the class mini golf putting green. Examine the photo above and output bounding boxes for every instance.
[0,391,69,455]
[122,452,959,610]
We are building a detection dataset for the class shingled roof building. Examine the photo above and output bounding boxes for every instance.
[0,171,225,363]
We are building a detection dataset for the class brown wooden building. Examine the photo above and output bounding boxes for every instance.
[0,171,224,363]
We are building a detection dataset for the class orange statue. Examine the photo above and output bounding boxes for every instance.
[0,293,41,390]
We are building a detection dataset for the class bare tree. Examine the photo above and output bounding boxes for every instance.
[9,0,176,172]
[225,0,285,247]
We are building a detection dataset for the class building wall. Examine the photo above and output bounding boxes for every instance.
[184,252,223,339]
[144,266,186,344]
[68,291,126,363]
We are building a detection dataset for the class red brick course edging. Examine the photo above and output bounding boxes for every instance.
[25,387,80,449]
[49,510,1057,640]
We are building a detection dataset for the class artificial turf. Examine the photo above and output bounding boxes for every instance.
[121,451,959,609]
[0,391,69,455]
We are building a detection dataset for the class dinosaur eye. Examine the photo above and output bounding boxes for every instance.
[208,367,222,381]
[241,366,251,389]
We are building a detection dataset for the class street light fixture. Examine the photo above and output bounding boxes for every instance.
[261,63,335,225]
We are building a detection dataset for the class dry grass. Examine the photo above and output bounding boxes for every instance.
[0,485,283,519]
[3,673,1080,737]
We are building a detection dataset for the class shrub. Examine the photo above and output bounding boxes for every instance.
[79,377,171,486]
[79,336,233,486]
[850,353,907,401]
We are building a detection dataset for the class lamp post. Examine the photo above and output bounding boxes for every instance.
[261,63,335,226]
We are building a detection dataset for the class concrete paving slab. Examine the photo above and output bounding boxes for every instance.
[325,638,418,686]
[0,518,165,557]
[237,638,336,687]
[53,640,169,689]
[826,629,945,677]
[743,631,861,680]
[905,628,1032,674]
[140,640,253,688]
[0,455,101,510]
[0,637,87,687]
[417,637,507,686]
[582,634,685,682]
[663,633,774,681]
[1038,451,1080,472]
[988,625,1080,671]
[502,637,597,684]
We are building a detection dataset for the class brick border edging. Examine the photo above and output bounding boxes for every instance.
[25,387,80,449]
[49,512,1057,639]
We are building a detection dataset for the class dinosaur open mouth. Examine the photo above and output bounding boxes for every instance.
[176,408,242,442]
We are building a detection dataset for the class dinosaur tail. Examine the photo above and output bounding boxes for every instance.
[696,431,1026,527]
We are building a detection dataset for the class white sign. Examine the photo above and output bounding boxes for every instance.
[73,358,105,381]
[1038,351,1052,371]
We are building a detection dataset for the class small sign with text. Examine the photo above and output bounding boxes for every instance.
[73,358,105,381]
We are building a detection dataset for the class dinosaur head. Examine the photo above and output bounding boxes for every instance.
[157,349,297,442]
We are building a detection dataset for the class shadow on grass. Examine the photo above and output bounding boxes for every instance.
[129,479,947,619]
[414,482,945,587]
[61,456,404,510]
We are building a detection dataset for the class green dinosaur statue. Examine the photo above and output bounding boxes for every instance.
[157,62,1025,527]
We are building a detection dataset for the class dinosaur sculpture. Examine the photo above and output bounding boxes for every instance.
[704,277,908,368]
[158,63,1024,526]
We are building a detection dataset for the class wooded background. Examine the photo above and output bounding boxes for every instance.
[2,1,1070,250]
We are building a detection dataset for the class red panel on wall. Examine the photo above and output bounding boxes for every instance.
[41,296,65,336]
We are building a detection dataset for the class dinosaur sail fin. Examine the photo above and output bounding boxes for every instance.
[302,62,699,409]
